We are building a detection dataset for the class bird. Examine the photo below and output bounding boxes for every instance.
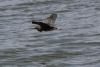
[31,13,62,32]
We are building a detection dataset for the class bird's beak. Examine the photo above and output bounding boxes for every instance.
[29,28,35,29]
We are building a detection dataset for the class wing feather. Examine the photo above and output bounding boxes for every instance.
[44,13,57,26]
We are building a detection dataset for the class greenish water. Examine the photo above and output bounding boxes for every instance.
[0,0,100,67]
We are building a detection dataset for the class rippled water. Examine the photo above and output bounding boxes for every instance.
[0,0,100,67]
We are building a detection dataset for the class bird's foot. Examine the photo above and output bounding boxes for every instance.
[56,28,62,30]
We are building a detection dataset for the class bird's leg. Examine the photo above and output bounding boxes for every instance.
[54,28,62,30]
[56,28,62,30]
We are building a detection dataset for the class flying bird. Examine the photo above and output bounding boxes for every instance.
[31,13,62,32]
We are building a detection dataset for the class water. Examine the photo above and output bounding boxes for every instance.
[0,0,100,67]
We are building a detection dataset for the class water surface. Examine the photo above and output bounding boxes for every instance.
[0,0,100,67]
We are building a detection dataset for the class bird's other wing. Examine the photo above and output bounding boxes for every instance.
[45,17,51,24]
[44,13,57,26]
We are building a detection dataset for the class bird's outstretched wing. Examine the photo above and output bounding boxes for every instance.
[44,13,57,26]
[32,21,51,28]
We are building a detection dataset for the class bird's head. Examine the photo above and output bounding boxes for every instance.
[34,27,42,32]
[34,27,40,30]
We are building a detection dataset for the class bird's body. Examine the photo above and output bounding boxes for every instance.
[31,13,62,32]
[32,21,56,32]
